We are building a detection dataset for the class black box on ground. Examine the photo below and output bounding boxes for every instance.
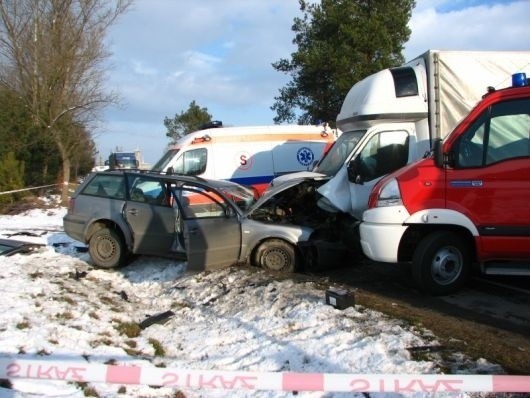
[325,287,355,310]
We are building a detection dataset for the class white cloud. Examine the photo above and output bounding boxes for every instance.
[405,1,530,60]
[132,60,158,76]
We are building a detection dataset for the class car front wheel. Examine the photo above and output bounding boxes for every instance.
[412,230,471,295]
[253,239,297,273]
[88,227,126,269]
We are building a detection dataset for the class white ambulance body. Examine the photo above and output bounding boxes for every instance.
[151,124,339,194]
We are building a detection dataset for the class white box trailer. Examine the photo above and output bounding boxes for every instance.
[151,123,339,195]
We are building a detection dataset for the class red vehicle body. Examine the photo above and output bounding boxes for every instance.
[360,74,530,295]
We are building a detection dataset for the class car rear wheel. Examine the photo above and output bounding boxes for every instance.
[412,230,470,295]
[88,227,126,268]
[253,239,297,273]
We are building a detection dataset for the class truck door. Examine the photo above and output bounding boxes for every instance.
[174,184,241,271]
[448,97,530,258]
[319,128,410,219]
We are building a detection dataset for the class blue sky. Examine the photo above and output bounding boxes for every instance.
[97,0,530,165]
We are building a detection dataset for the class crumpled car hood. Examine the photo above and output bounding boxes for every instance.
[249,172,330,215]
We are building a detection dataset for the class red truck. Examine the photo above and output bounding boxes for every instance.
[359,73,530,295]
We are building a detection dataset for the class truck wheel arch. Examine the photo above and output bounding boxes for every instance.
[398,224,476,264]
[405,209,479,236]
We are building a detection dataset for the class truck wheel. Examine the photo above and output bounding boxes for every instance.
[412,231,470,295]
[88,227,126,269]
[253,239,297,273]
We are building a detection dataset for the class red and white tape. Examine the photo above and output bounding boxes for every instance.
[1,356,529,393]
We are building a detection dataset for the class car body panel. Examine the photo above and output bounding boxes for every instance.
[183,216,242,270]
[0,238,43,256]
[124,200,176,256]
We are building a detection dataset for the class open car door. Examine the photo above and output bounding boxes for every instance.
[173,183,241,271]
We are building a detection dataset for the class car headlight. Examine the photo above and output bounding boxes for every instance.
[376,178,402,207]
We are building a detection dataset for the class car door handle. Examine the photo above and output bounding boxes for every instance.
[188,228,199,235]
[126,208,139,216]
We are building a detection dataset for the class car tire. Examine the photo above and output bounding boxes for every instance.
[253,239,297,273]
[88,227,126,269]
[412,230,471,296]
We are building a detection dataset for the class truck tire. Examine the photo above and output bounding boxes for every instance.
[412,230,470,295]
[253,239,297,273]
[88,227,126,269]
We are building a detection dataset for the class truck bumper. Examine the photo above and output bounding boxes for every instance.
[359,206,409,263]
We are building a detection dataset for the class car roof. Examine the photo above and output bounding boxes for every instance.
[94,169,233,186]
[90,169,252,194]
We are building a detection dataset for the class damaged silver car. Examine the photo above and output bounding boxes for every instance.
[63,170,316,272]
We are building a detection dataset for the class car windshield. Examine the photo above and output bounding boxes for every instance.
[313,130,366,176]
[217,183,257,213]
[151,148,180,172]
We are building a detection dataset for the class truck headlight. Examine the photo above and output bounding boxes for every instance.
[376,178,402,207]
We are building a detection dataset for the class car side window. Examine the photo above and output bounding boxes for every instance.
[174,185,228,219]
[126,175,170,206]
[457,98,530,168]
[81,175,125,199]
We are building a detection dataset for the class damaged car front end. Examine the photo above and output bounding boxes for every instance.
[248,174,359,272]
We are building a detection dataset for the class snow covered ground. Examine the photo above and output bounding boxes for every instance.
[0,199,502,397]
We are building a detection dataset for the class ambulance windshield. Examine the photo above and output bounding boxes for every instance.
[152,149,180,172]
[313,130,365,176]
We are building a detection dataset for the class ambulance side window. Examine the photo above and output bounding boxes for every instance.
[457,98,530,167]
[173,148,207,176]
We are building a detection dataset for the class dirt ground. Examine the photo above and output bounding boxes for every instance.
[310,257,530,376]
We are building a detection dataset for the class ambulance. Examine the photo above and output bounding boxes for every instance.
[151,123,339,194]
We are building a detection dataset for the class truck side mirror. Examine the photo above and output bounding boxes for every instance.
[432,138,444,168]
[347,159,363,185]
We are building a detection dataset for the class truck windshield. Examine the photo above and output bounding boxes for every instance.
[152,149,179,172]
[313,130,366,176]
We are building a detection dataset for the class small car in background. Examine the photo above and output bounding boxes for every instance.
[63,170,314,272]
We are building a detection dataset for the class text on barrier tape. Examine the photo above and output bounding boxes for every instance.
[0,356,529,393]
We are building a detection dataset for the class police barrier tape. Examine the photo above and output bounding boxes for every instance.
[0,356,529,393]
[0,184,59,195]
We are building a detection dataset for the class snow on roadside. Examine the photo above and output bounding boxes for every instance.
[0,204,502,397]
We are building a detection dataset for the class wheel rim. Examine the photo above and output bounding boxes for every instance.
[95,235,117,261]
[263,248,290,271]
[430,245,463,286]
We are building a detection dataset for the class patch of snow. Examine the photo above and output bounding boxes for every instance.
[0,203,502,397]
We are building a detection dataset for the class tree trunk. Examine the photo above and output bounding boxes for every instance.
[56,139,71,205]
